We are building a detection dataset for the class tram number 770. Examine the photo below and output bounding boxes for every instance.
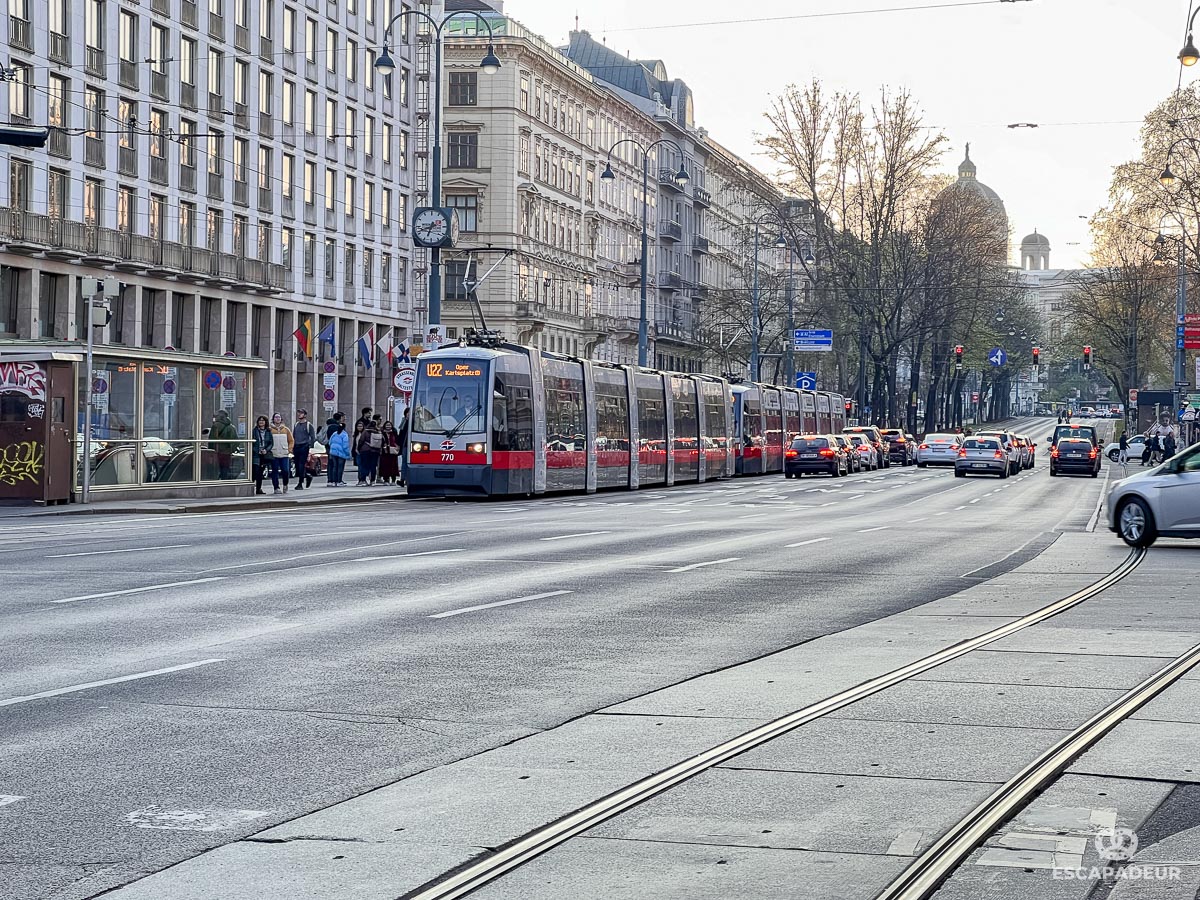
[441,453,455,461]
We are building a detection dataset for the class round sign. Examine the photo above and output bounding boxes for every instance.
[161,379,176,395]
[221,375,236,390]
[92,377,108,394]
[323,388,336,402]
[324,361,337,374]
[203,370,222,390]
[223,351,236,358]
[394,365,417,392]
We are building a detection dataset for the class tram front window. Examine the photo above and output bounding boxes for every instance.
[412,359,487,435]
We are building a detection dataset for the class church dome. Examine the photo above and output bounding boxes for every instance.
[1020,230,1050,248]
[937,143,1009,263]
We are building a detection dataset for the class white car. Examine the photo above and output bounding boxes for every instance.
[915,433,963,467]
[974,430,1023,476]
[1108,442,1200,547]
[1103,435,1147,462]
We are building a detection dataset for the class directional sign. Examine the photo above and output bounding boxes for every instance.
[1184,314,1200,324]
[988,347,1008,367]
[794,328,833,352]
[795,372,818,390]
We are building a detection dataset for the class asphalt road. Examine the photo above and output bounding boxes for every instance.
[0,417,1115,900]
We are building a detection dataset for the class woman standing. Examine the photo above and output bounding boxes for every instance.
[252,416,272,495]
[326,421,350,486]
[378,421,400,484]
[269,413,294,494]
[357,419,383,485]
[351,419,365,470]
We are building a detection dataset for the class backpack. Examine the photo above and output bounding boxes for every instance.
[367,430,383,450]
[315,425,329,445]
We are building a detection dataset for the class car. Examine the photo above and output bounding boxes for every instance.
[1050,437,1101,477]
[1047,423,1099,449]
[954,437,1009,478]
[785,434,848,478]
[915,433,963,467]
[1104,434,1147,462]
[879,428,914,466]
[843,426,890,468]
[974,430,1023,476]
[831,434,861,473]
[1012,434,1036,469]
[846,433,881,470]
[1108,441,1200,546]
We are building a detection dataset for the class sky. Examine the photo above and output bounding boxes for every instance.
[489,0,1191,270]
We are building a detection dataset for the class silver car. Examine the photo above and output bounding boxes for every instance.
[975,430,1022,476]
[1108,442,1200,547]
[916,433,963,467]
[954,437,1009,478]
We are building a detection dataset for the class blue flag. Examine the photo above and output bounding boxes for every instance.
[317,320,336,359]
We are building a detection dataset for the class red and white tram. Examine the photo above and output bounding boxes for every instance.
[407,342,845,498]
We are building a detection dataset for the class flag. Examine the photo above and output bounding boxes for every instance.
[317,320,336,359]
[396,339,412,363]
[356,326,375,369]
[376,331,395,364]
[292,318,313,357]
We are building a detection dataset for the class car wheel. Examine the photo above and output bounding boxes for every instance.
[917,461,926,468]
[999,468,1008,479]
[1108,449,1120,461]
[954,469,965,478]
[1049,467,1057,477]
[1117,498,1157,547]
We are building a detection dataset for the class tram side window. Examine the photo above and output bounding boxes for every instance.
[703,384,727,450]
[544,361,585,452]
[493,373,533,451]
[743,396,762,446]
[672,379,698,452]
[595,388,630,452]
[637,382,666,453]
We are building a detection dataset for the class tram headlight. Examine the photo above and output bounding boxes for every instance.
[411,441,428,453]
[467,442,486,454]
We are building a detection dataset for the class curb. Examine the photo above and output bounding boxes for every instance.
[8,490,409,518]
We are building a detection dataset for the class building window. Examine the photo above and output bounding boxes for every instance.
[86,0,104,50]
[7,64,30,120]
[344,244,355,285]
[397,193,407,229]
[281,226,293,267]
[257,221,270,261]
[258,146,272,190]
[398,68,408,105]
[119,11,137,63]
[208,49,224,98]
[324,167,335,211]
[207,208,223,251]
[48,167,69,219]
[118,185,136,233]
[50,0,67,38]
[381,253,391,293]
[304,89,316,133]
[303,231,315,276]
[446,194,477,232]
[303,160,315,204]
[445,260,469,301]
[179,118,196,166]
[150,108,167,158]
[149,193,165,240]
[398,131,407,169]
[234,60,248,106]
[363,182,373,222]
[397,257,406,294]
[282,153,294,199]
[446,132,478,169]
[85,87,105,140]
[84,177,103,225]
[363,248,373,288]
[283,5,295,53]
[520,74,529,111]
[305,17,317,64]
[151,25,169,76]
[346,39,357,82]
[179,200,195,244]
[324,237,336,281]
[344,107,356,151]
[259,71,273,115]
[282,79,294,125]
[382,122,392,164]
[181,37,196,87]
[9,160,31,211]
[364,115,374,157]
[233,137,249,185]
[343,174,355,216]
[325,97,336,141]
[325,27,337,73]
[448,71,477,106]
[381,187,390,227]
[208,130,224,174]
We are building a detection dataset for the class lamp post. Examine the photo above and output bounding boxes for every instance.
[1179,6,1200,66]
[374,10,500,336]
[600,140,689,367]
[1152,229,1189,413]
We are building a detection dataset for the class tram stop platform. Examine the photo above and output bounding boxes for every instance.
[99,528,1200,900]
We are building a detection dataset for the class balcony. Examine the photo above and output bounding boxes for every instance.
[49,31,70,63]
[515,300,549,321]
[657,168,686,193]
[118,59,139,90]
[150,71,169,101]
[149,155,168,185]
[657,271,683,291]
[654,319,697,344]
[48,128,71,159]
[118,145,138,177]
[692,186,712,208]
[85,46,105,78]
[151,0,169,13]
[658,220,682,243]
[234,102,249,130]
[691,235,710,254]
[233,180,248,206]
[258,113,273,136]
[84,136,105,168]
[235,24,250,52]
[258,187,273,213]
[208,92,225,117]
[282,196,294,218]
[9,16,32,51]
[259,36,274,62]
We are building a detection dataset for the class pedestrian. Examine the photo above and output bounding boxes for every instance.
[208,409,239,479]
[1118,431,1129,467]
[355,407,374,431]
[252,415,272,495]
[351,419,365,469]
[397,408,410,487]
[379,421,400,484]
[326,419,350,486]
[291,409,316,490]
[268,413,294,494]
[1142,433,1155,467]
[357,418,383,485]
[1164,432,1177,460]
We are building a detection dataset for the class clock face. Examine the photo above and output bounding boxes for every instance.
[414,209,450,246]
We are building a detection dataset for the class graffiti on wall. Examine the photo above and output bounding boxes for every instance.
[0,442,44,486]
[0,362,47,402]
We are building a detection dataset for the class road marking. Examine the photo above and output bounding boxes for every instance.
[205,532,469,571]
[955,505,968,510]
[429,589,573,619]
[910,518,927,524]
[0,795,24,807]
[969,498,982,504]
[786,537,830,548]
[52,577,226,605]
[857,525,889,533]
[354,549,465,561]
[0,659,225,707]
[737,514,769,520]
[46,544,191,559]
[540,531,611,541]
[668,557,741,573]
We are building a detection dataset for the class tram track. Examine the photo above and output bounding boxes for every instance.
[400,546,1149,900]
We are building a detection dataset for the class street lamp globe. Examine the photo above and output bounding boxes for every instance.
[480,44,501,74]
[374,44,396,76]
[774,233,787,250]
[1160,164,1178,187]
[600,162,615,181]
[674,165,690,187]
[1181,34,1200,66]
[803,248,816,265]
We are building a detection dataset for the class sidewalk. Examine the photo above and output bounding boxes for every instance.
[0,471,408,518]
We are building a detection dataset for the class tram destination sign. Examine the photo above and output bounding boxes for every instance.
[425,363,482,377]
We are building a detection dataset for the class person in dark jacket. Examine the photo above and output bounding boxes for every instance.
[251,415,272,494]
[291,409,316,490]
[209,409,239,479]
[357,419,382,485]
[378,421,400,484]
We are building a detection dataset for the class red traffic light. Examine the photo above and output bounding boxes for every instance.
[844,400,852,411]
[1032,346,1040,360]
[954,345,964,355]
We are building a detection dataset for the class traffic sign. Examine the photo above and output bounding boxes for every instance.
[1184,314,1200,324]
[394,363,417,392]
[1129,389,1139,404]
[161,379,176,395]
[203,370,222,390]
[323,360,337,374]
[221,375,236,390]
[322,388,336,402]
[92,377,108,394]
[795,371,818,390]
[794,329,833,352]
[987,347,1007,367]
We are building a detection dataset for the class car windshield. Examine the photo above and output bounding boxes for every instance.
[963,439,998,450]
[926,434,957,442]
[792,437,829,449]
[848,435,867,445]
[411,358,488,436]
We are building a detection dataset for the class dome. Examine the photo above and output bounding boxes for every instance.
[936,142,1009,263]
[1021,230,1050,249]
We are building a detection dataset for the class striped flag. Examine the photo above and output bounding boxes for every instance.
[376,331,395,364]
[292,318,313,357]
[356,326,375,369]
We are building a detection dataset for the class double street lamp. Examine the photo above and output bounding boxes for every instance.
[600,140,689,367]
[1155,142,1198,408]
[375,11,500,335]
[751,214,813,384]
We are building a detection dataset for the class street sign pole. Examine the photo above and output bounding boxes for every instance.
[82,290,95,505]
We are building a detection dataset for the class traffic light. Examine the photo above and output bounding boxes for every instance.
[844,400,852,413]
[954,345,964,370]
[1083,345,1092,369]
[1032,346,1040,365]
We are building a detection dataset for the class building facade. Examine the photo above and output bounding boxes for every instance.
[0,0,420,434]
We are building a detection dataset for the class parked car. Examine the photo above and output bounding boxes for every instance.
[879,428,915,466]
[1013,435,1035,469]
[831,434,861,473]
[915,433,964,467]
[843,426,890,468]
[846,433,881,470]
[1050,437,1101,477]
[974,430,1022,476]
[1108,441,1200,546]
[955,437,1009,478]
[1104,435,1147,462]
[1047,424,1099,448]
[785,434,848,478]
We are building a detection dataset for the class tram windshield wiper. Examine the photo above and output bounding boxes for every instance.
[447,404,483,439]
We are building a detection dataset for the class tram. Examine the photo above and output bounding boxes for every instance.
[406,341,846,498]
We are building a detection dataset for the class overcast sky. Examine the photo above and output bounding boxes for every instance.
[494,0,1188,270]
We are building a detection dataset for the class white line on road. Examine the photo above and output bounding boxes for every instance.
[52,577,226,605]
[786,537,830,548]
[429,589,574,619]
[354,549,465,561]
[955,505,968,511]
[46,544,191,559]
[1087,465,1113,533]
[540,531,611,541]
[668,557,741,573]
[737,514,769,520]
[0,659,225,707]
[857,526,889,533]
[969,498,982,504]
[205,532,469,572]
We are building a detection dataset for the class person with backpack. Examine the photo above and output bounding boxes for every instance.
[291,409,316,490]
[378,421,401,484]
[357,418,383,485]
[326,420,350,486]
[268,413,294,494]
[251,415,272,495]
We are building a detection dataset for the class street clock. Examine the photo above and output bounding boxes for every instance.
[412,207,460,249]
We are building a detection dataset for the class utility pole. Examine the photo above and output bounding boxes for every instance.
[79,277,115,504]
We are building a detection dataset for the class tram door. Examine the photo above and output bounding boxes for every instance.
[670,376,699,483]
[593,366,632,489]
[801,390,818,434]
[543,357,586,492]
[816,393,832,433]
[783,389,801,444]
[741,388,764,475]
[762,387,783,473]
[636,372,667,486]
